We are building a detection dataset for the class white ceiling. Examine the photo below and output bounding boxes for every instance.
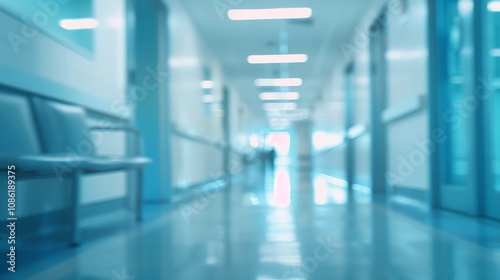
[179,0,375,125]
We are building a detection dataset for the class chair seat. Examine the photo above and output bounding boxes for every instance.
[81,156,151,172]
[0,154,150,174]
[0,154,83,173]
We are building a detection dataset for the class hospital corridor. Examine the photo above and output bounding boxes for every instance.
[1,0,500,279]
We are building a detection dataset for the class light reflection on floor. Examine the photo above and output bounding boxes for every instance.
[268,168,292,208]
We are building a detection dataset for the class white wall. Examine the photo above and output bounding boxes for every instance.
[312,0,430,192]
[311,2,383,181]
[352,45,372,187]
[167,0,255,188]
[353,48,371,125]
[312,64,347,176]
[386,0,429,190]
[228,86,255,173]
[228,86,254,152]
[168,0,224,188]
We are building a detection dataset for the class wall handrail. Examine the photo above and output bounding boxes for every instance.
[346,123,369,140]
[171,125,224,149]
[312,140,346,157]
[382,94,426,124]
[171,125,246,156]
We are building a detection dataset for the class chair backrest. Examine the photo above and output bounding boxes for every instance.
[0,91,41,155]
[32,98,95,156]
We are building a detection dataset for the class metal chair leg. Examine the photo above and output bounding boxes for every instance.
[70,172,81,246]
[136,168,143,222]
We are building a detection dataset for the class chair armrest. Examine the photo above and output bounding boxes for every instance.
[88,126,140,135]
[0,154,83,174]
[88,126,143,156]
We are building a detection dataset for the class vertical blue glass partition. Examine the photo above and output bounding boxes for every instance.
[430,0,479,215]
[482,0,500,219]
[443,0,469,186]
[486,1,500,192]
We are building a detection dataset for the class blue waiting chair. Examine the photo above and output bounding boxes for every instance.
[0,90,150,246]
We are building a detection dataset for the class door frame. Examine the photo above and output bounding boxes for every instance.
[345,62,355,191]
[369,9,388,194]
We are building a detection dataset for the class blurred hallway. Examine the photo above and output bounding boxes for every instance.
[2,0,500,279]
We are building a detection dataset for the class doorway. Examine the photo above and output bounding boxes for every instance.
[480,0,500,219]
[431,0,478,215]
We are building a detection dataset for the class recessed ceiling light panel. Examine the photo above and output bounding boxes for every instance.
[262,103,298,110]
[200,80,214,89]
[259,92,300,100]
[248,54,308,64]
[228,8,312,21]
[488,1,500,11]
[254,78,303,87]
[59,18,99,30]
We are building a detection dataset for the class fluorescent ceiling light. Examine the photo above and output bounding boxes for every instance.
[263,103,297,110]
[59,18,99,30]
[169,57,199,67]
[201,80,214,89]
[488,1,500,11]
[386,50,427,60]
[202,95,215,103]
[228,8,312,21]
[490,49,500,56]
[255,78,303,87]
[248,54,308,64]
[259,92,300,101]
[269,119,291,128]
[266,109,309,116]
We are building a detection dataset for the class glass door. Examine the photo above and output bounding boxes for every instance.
[482,0,500,219]
[436,0,478,214]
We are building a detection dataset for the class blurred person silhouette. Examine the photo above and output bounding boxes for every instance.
[268,148,276,169]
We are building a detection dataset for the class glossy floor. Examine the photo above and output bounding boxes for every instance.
[6,164,500,279]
